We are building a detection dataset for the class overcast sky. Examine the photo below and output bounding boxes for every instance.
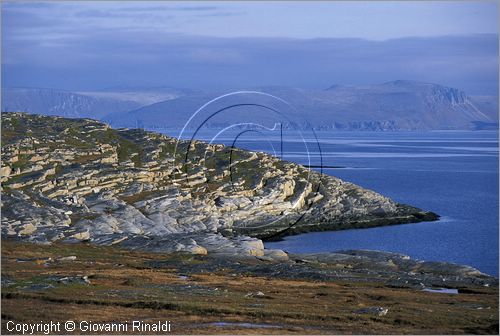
[2,1,498,94]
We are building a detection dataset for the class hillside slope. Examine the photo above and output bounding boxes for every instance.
[104,81,493,130]
[1,113,437,257]
[1,88,141,120]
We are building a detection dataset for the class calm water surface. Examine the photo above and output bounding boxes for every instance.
[163,129,499,276]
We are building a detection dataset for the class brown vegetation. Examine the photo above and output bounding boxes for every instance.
[1,240,498,334]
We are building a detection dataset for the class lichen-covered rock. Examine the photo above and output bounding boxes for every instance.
[1,113,438,256]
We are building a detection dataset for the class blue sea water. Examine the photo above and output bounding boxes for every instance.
[163,129,499,276]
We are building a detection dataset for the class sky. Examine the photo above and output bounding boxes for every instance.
[1,1,499,94]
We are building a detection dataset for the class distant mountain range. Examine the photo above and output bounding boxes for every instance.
[77,87,200,106]
[1,88,143,120]
[2,81,498,131]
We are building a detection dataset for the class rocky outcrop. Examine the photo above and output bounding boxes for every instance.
[1,113,438,257]
[144,249,496,288]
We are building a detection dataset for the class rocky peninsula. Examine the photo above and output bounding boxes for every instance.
[1,112,437,256]
[1,113,497,334]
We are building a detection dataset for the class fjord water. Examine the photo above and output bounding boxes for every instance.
[168,129,499,276]
[276,130,499,276]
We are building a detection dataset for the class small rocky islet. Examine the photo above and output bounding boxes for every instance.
[1,113,497,333]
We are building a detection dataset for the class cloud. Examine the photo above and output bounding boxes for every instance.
[75,9,118,18]
[114,6,186,12]
[2,2,58,9]
[2,30,498,95]
[174,6,219,11]
[1,2,498,94]
[186,48,247,64]
[79,5,219,16]
[196,11,244,18]
[115,5,219,12]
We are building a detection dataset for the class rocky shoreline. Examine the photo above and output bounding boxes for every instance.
[1,113,497,333]
[149,248,497,289]
[1,112,438,258]
[2,113,489,279]
[251,208,439,241]
[0,113,493,284]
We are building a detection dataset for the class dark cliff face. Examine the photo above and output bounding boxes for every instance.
[1,113,437,255]
[434,86,467,105]
[319,81,487,129]
[383,80,468,105]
